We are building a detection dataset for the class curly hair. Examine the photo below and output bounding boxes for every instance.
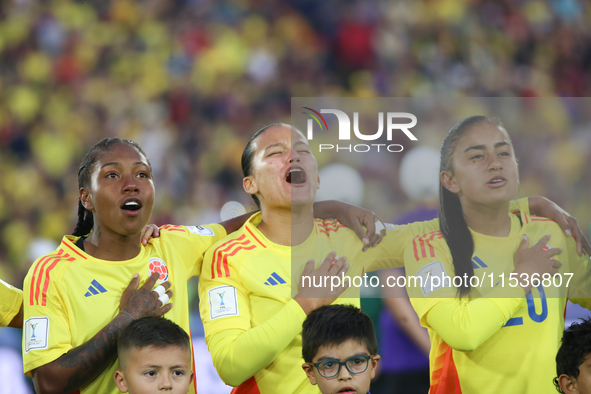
[554,317,591,393]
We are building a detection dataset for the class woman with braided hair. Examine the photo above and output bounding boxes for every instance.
[22,138,209,394]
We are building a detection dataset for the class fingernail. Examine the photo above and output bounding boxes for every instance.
[559,248,563,253]
[133,273,139,279]
[362,238,369,245]
[547,234,552,238]
[565,229,572,236]
[522,235,528,240]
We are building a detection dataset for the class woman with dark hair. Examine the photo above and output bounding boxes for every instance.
[405,116,591,394]
[22,137,384,394]
[199,124,418,393]
[22,138,221,394]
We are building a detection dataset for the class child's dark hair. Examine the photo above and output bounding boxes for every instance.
[73,138,151,237]
[302,305,378,363]
[117,317,190,360]
[439,115,511,297]
[553,317,591,393]
[241,122,291,209]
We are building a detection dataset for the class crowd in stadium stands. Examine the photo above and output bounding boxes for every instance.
[0,0,590,302]
[0,1,591,393]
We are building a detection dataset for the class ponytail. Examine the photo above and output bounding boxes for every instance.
[439,115,495,297]
[439,184,474,297]
[72,200,93,237]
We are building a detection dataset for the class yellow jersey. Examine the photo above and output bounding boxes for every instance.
[405,211,591,394]
[199,212,436,394]
[23,224,225,394]
[0,279,22,327]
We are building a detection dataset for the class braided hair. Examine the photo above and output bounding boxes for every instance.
[72,138,151,237]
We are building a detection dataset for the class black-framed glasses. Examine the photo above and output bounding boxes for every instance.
[308,355,373,378]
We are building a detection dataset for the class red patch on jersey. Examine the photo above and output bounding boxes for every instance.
[149,258,169,282]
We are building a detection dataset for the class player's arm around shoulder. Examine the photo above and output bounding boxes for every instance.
[157,223,227,255]
[397,218,441,245]
[550,219,591,305]
[526,215,583,274]
[370,220,436,267]
[370,219,441,270]
[157,223,226,277]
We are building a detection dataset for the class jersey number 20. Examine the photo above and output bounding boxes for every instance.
[503,286,548,327]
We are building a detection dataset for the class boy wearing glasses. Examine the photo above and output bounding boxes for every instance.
[302,304,381,394]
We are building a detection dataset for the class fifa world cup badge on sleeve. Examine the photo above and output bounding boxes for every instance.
[208,285,239,320]
[24,317,49,353]
[416,261,449,297]
[187,225,215,236]
[148,258,169,283]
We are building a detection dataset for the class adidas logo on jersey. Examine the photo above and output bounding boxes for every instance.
[472,256,488,269]
[264,272,286,286]
[84,280,107,297]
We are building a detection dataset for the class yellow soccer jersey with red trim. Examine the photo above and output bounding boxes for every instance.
[22,223,225,394]
[199,212,438,394]
[0,279,22,327]
[405,211,590,394]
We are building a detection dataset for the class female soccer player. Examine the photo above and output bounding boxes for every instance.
[23,138,216,394]
[405,116,591,394]
[197,123,583,394]
[22,137,382,394]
